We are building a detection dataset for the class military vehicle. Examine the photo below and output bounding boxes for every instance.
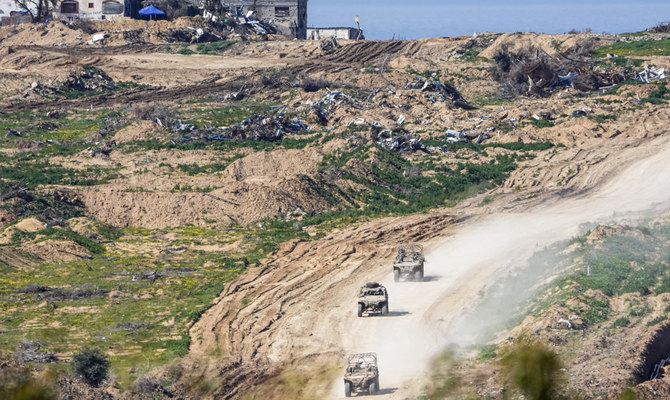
[393,244,425,281]
[344,352,379,397]
[357,282,388,317]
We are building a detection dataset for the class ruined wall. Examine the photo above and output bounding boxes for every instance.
[307,27,363,40]
[53,0,125,21]
[222,0,306,39]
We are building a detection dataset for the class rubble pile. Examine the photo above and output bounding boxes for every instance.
[404,76,477,110]
[320,37,339,53]
[311,90,363,125]
[161,26,224,43]
[219,112,308,141]
[12,341,58,364]
[62,66,115,92]
[174,108,309,143]
[372,128,429,154]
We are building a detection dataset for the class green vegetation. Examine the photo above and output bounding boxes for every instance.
[72,348,110,387]
[195,40,238,55]
[0,162,120,192]
[643,81,669,104]
[11,227,105,254]
[589,114,618,123]
[0,218,330,388]
[501,344,561,400]
[594,39,670,57]
[527,220,670,327]
[0,109,124,144]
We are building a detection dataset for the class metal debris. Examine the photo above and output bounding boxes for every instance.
[637,67,666,83]
[373,129,429,154]
[404,76,477,110]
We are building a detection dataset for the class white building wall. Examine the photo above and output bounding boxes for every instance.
[307,27,362,40]
[54,0,124,21]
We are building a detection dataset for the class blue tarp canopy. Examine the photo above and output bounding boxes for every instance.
[138,4,165,16]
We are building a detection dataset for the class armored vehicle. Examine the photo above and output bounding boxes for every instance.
[393,244,425,281]
[344,352,379,397]
[357,282,388,317]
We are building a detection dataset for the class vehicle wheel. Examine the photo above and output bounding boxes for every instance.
[381,303,388,316]
[415,268,424,281]
[393,269,400,282]
[357,303,363,317]
[369,380,378,394]
[345,381,352,397]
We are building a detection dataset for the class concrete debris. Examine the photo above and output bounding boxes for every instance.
[445,129,491,144]
[373,129,429,154]
[554,72,578,87]
[233,16,277,36]
[88,140,117,157]
[284,207,305,220]
[445,129,467,143]
[87,32,108,45]
[63,67,115,92]
[320,37,339,53]
[163,26,223,43]
[347,118,365,126]
[133,270,164,281]
[311,90,362,126]
[397,115,406,126]
[26,81,59,97]
[178,107,308,143]
[13,341,58,364]
[404,76,477,110]
[636,67,666,83]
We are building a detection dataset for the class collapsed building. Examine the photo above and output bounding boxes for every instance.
[221,0,306,39]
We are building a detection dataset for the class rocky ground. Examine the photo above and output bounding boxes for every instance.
[2,17,670,400]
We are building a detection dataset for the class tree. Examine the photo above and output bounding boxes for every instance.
[71,348,110,387]
[15,0,57,22]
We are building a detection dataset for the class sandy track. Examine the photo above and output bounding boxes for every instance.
[174,132,670,400]
[329,136,670,399]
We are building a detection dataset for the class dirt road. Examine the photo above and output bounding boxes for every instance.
[329,135,670,399]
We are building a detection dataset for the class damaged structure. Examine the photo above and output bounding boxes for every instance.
[53,0,124,21]
[220,0,306,39]
[307,27,363,40]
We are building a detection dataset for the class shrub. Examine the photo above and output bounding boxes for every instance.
[71,348,110,387]
[502,343,561,400]
[613,317,630,327]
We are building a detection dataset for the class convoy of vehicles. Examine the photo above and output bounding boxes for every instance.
[343,244,426,396]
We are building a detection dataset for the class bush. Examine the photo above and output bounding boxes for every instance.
[502,343,561,400]
[71,348,110,387]
[613,317,630,327]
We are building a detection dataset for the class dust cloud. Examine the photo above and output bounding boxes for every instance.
[330,136,670,399]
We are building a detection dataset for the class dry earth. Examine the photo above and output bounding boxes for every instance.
[2,17,670,400]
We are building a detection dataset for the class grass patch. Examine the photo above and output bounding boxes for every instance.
[594,39,670,57]
[195,40,238,55]
[0,109,124,144]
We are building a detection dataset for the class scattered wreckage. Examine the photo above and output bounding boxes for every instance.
[393,244,425,282]
[357,282,389,317]
[404,76,477,110]
[344,353,380,397]
[174,107,308,143]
